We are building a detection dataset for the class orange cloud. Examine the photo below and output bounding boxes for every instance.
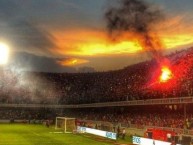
[50,15,193,57]
[157,15,193,49]
[52,29,143,56]
[57,58,89,66]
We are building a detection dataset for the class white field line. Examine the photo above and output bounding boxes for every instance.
[31,130,41,136]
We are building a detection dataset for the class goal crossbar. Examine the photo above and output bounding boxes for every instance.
[55,117,76,133]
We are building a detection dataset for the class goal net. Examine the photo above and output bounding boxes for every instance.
[55,117,76,133]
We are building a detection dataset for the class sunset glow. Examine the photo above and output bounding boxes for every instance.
[0,0,192,71]
[163,34,193,49]
[53,28,193,57]
[57,58,89,66]
[76,41,142,56]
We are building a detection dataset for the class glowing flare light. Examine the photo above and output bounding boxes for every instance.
[159,67,172,83]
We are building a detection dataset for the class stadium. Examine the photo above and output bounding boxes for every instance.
[0,0,193,145]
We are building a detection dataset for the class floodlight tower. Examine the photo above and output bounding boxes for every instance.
[0,43,9,87]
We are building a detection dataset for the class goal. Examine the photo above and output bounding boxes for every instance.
[55,117,76,133]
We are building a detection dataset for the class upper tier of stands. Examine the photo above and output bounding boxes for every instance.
[0,47,193,105]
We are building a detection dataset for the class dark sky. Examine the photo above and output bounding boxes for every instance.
[1,0,193,72]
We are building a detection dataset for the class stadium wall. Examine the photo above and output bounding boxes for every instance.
[0,97,192,108]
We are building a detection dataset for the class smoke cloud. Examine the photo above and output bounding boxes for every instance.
[105,0,164,62]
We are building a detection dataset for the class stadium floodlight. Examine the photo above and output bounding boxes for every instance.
[0,43,9,65]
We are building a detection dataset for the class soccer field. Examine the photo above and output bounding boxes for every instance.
[0,124,132,145]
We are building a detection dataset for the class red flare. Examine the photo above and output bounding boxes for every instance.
[159,66,172,83]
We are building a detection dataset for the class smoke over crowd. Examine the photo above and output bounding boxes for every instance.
[105,0,164,62]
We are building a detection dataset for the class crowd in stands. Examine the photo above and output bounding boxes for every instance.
[0,47,193,105]
[0,106,193,130]
[0,108,54,120]
[70,106,193,130]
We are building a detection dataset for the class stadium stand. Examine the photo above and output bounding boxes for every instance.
[0,47,193,131]
[0,106,193,130]
[0,48,193,105]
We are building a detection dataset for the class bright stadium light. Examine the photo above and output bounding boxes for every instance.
[159,66,172,83]
[0,43,9,65]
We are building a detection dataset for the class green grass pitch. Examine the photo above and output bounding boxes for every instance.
[0,124,132,145]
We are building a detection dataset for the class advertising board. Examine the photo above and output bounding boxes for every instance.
[77,126,117,140]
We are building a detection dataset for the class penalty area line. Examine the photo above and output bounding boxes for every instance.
[49,131,64,134]
[31,131,41,136]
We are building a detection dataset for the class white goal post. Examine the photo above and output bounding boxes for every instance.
[55,117,76,133]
